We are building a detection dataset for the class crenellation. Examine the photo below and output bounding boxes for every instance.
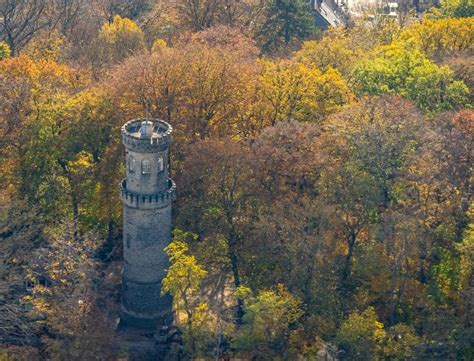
[119,178,175,210]
[121,118,172,153]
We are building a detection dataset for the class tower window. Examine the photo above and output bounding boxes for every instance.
[141,159,151,174]
[158,157,164,172]
[128,156,136,172]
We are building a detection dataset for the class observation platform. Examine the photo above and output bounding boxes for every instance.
[121,118,173,153]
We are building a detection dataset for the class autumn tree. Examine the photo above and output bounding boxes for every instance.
[0,55,84,190]
[109,37,259,143]
[175,0,221,31]
[0,55,121,240]
[98,15,145,64]
[256,59,352,125]
[93,0,151,22]
[0,41,10,59]
[216,0,267,30]
[295,29,363,79]
[335,307,385,360]
[23,222,116,360]
[162,229,210,357]
[457,217,473,334]
[0,3,472,359]
[399,17,474,56]
[176,140,258,322]
[353,42,470,113]
[17,89,119,239]
[173,0,267,34]
[321,97,426,289]
[0,200,43,349]
[241,122,337,314]
[0,0,52,55]
[234,285,303,357]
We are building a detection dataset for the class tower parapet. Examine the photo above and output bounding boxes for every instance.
[119,178,176,209]
[121,119,172,153]
[120,118,175,330]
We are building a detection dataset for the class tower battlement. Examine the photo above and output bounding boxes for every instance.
[119,178,176,209]
[121,118,172,153]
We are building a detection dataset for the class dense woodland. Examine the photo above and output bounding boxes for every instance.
[0,0,473,359]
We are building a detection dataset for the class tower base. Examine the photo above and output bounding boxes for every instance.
[116,320,182,361]
[120,305,173,331]
[121,276,173,330]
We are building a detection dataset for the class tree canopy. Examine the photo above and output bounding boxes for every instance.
[0,2,472,359]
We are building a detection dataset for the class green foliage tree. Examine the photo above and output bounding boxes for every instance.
[335,307,386,360]
[431,0,474,18]
[353,42,470,113]
[382,323,419,360]
[18,89,117,239]
[451,0,474,17]
[234,284,303,356]
[453,217,474,359]
[256,0,316,53]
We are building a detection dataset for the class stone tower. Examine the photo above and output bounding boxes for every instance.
[119,119,175,330]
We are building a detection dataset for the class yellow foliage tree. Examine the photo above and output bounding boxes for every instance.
[336,307,386,360]
[0,55,84,188]
[399,18,474,56]
[0,41,11,59]
[256,59,352,125]
[99,15,145,63]
[162,230,209,356]
[234,284,303,356]
[295,29,363,78]
[23,223,116,359]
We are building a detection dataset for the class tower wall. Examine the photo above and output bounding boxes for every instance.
[119,119,175,330]
[125,148,169,194]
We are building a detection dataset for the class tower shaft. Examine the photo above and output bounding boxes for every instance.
[119,119,175,330]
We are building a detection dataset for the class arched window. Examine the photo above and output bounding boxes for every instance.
[128,156,136,172]
[141,159,151,174]
[157,157,164,172]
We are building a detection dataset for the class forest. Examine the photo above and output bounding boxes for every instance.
[0,0,473,360]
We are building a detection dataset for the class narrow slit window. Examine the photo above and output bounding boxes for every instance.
[129,156,136,172]
[157,157,164,172]
[142,159,151,174]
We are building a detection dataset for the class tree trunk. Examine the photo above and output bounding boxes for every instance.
[226,207,244,324]
[229,244,244,324]
[341,231,357,282]
[107,218,115,244]
[72,192,79,242]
